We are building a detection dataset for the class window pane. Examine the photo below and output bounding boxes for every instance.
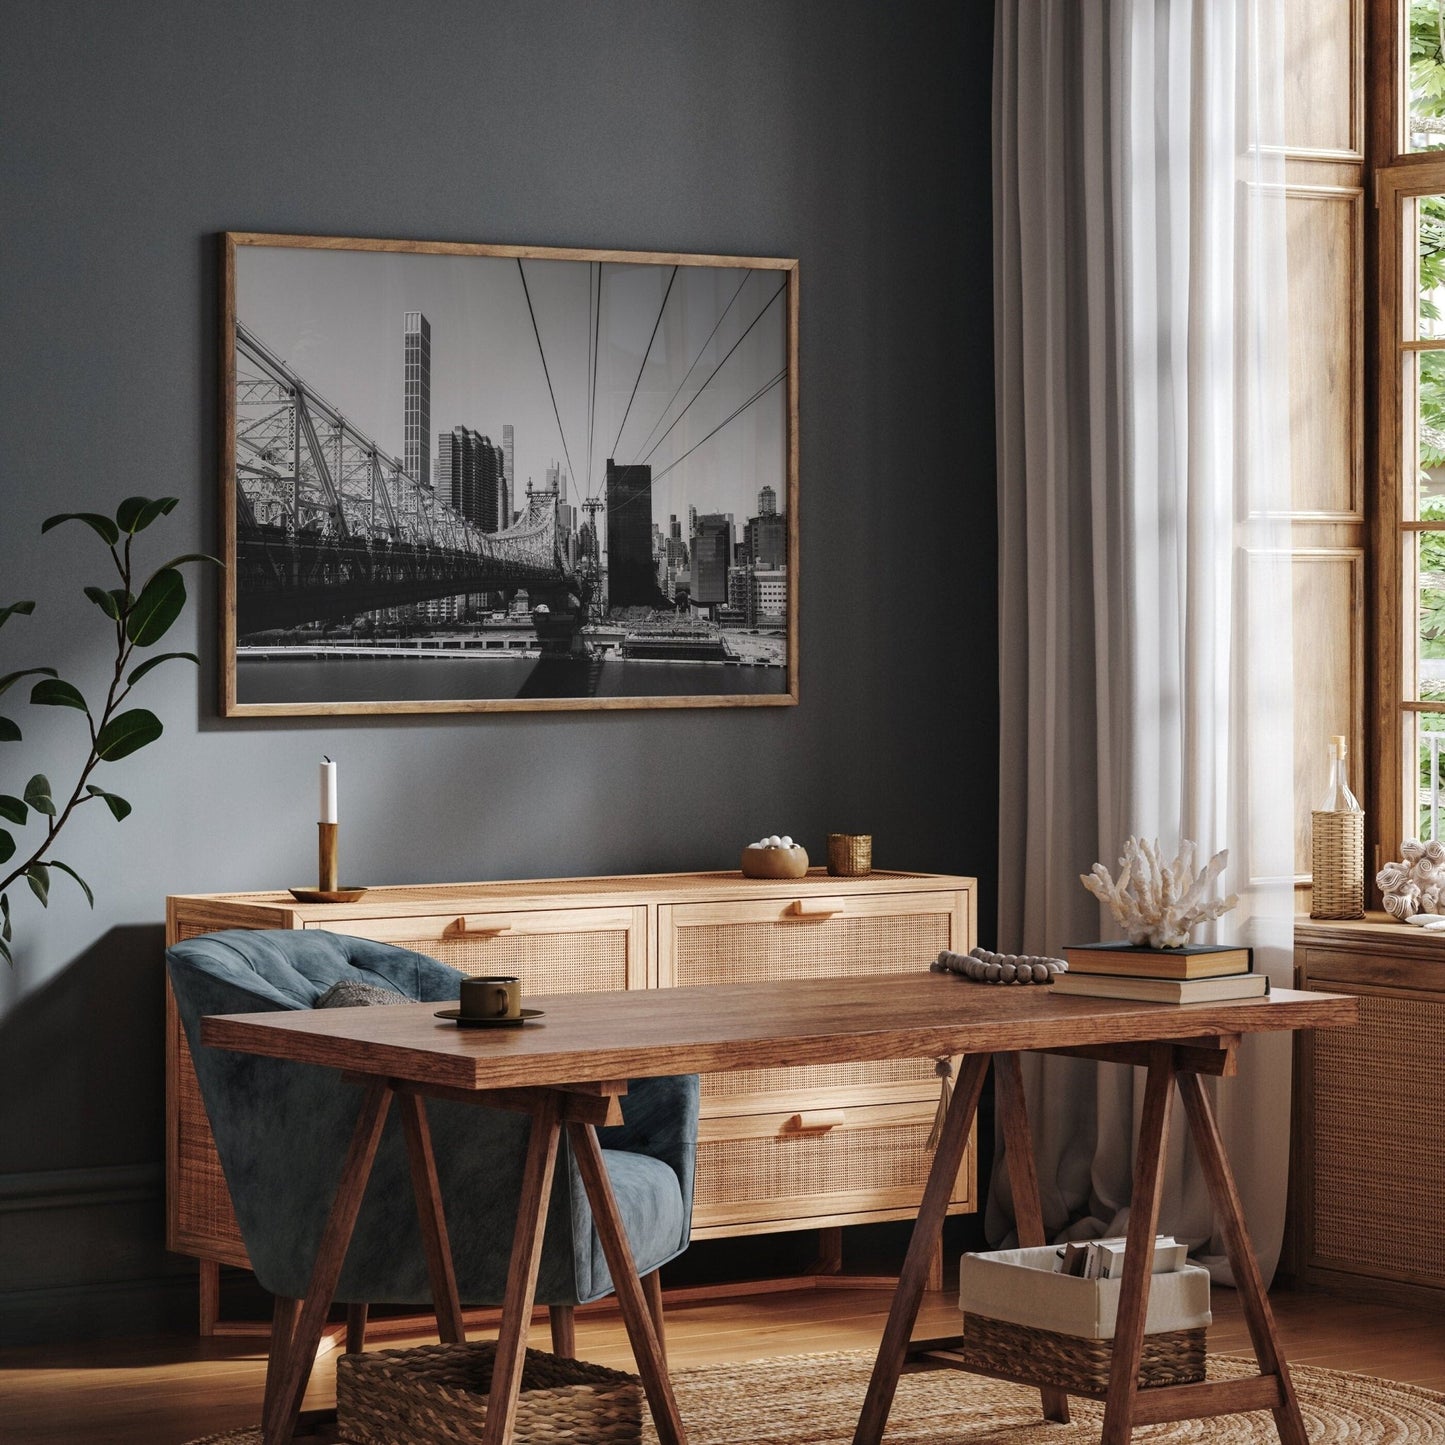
[1416,353,1445,514]
[1417,532,1445,699]
[1409,2,1445,151]
[1415,705,1445,841]
[1418,195,1445,338]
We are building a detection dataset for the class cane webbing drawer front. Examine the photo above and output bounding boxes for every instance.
[660,892,963,1110]
[690,1102,974,1236]
[1303,977,1445,1291]
[304,906,646,994]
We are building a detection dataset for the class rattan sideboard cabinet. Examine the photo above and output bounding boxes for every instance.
[167,869,977,1331]
[1291,917,1445,1308]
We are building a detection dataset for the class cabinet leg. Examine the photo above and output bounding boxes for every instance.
[806,1226,844,1276]
[926,1237,944,1293]
[198,1258,221,1336]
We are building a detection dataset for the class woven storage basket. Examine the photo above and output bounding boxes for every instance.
[958,1247,1210,1395]
[336,1342,641,1445]
[959,1314,1207,1393]
[1310,809,1364,919]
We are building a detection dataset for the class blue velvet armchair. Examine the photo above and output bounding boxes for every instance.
[166,928,699,1351]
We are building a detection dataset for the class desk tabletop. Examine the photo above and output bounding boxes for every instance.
[199,971,1358,1092]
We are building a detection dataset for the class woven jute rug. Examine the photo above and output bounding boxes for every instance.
[187,1350,1445,1444]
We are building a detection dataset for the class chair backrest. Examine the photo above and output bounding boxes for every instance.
[168,927,463,1010]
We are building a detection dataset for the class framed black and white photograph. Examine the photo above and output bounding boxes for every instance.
[219,232,798,716]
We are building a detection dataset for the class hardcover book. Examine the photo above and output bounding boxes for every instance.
[1050,971,1269,1004]
[1063,941,1253,981]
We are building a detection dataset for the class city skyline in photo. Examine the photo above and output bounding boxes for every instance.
[234,245,788,542]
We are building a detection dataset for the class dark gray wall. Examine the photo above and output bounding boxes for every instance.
[0,0,996,1341]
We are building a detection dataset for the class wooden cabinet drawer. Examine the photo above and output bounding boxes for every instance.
[690,1101,974,1237]
[659,891,966,1111]
[304,905,648,993]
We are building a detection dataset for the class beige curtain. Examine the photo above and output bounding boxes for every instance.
[990,0,1294,1285]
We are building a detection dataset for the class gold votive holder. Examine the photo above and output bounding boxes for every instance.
[318,822,339,893]
[827,833,872,877]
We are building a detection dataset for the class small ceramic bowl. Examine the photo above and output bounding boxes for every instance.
[741,844,810,879]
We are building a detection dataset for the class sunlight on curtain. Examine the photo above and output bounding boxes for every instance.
[991,0,1294,1282]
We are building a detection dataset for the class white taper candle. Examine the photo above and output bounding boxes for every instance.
[320,757,338,824]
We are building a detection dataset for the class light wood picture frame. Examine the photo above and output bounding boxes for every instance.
[219,232,798,716]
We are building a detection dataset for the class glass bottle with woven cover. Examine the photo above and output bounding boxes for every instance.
[1311,735,1364,919]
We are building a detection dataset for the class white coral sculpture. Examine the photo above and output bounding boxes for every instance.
[1080,837,1238,949]
[1377,838,1445,920]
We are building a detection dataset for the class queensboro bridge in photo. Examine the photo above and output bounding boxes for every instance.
[605,459,667,610]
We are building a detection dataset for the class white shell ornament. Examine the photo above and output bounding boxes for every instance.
[1080,837,1237,950]
[1377,840,1445,921]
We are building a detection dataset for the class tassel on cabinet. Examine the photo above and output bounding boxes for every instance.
[927,1056,954,1150]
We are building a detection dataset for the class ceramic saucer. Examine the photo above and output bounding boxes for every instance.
[434,1007,545,1028]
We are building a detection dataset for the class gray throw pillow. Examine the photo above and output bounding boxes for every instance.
[314,980,407,1009]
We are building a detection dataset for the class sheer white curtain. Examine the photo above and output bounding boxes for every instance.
[991,0,1295,1282]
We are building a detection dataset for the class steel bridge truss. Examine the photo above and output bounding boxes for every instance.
[232,322,574,633]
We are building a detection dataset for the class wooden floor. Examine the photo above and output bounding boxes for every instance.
[3,1285,1443,1445]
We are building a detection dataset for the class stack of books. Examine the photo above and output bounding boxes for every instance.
[1053,1233,1187,1279]
[1052,942,1266,1003]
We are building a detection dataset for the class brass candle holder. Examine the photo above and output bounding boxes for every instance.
[287,824,366,903]
[319,821,339,893]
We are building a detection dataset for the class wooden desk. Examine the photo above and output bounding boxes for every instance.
[201,971,1356,1445]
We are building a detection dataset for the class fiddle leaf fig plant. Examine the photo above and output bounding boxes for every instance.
[0,496,218,964]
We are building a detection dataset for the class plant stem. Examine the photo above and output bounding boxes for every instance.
[0,543,134,898]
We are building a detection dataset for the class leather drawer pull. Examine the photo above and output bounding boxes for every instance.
[786,1109,846,1133]
[788,898,845,918]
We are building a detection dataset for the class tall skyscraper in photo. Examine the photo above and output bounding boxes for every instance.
[403,312,431,490]
[758,485,778,516]
[693,513,734,606]
[437,427,503,532]
[605,459,662,609]
[501,423,514,526]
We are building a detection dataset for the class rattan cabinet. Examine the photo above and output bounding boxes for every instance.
[1291,918,1445,1308]
[167,869,976,1330]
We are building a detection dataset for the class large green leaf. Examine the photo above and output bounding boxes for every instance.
[49,861,94,908]
[94,708,162,761]
[116,496,178,534]
[41,512,121,546]
[0,667,57,698]
[0,717,19,743]
[1,892,10,942]
[0,830,13,866]
[85,784,132,821]
[0,795,25,825]
[84,586,124,621]
[23,774,55,816]
[140,554,220,592]
[127,651,198,686]
[30,678,89,714]
[126,569,185,646]
[0,601,35,632]
[26,864,49,907]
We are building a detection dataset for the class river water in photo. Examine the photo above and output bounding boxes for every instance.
[237,654,787,704]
